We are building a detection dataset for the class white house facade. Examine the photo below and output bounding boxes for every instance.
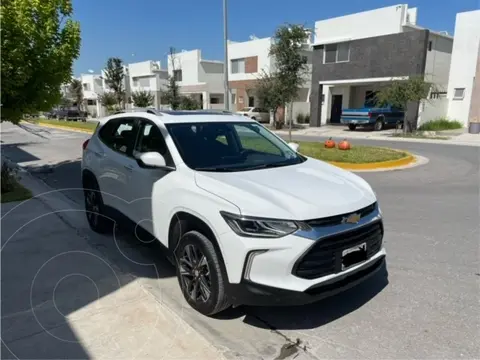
[167,49,225,110]
[446,10,480,129]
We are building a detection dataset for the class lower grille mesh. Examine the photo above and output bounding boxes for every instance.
[294,221,383,280]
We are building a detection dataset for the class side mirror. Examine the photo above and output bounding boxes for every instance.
[137,152,167,168]
[288,142,299,152]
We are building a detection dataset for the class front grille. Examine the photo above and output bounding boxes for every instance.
[305,202,376,228]
[293,221,383,280]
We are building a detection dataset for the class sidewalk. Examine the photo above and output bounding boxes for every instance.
[1,171,225,359]
[274,125,480,147]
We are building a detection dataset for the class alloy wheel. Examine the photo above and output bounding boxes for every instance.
[179,244,211,303]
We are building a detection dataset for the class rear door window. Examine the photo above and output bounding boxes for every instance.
[98,118,138,156]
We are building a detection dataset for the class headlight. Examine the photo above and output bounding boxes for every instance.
[220,211,298,238]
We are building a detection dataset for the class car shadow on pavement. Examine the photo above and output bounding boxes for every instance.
[217,262,389,331]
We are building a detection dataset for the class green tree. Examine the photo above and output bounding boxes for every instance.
[375,76,433,132]
[269,24,309,137]
[179,95,201,110]
[132,90,154,108]
[98,92,117,114]
[104,57,126,108]
[59,95,73,108]
[1,0,81,123]
[255,71,283,127]
[162,47,181,110]
[69,79,83,111]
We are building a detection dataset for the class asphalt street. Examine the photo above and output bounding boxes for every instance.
[1,122,479,359]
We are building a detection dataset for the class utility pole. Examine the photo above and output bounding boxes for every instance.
[223,0,230,110]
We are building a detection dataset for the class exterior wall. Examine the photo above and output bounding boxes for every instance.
[80,74,104,97]
[228,37,312,120]
[128,61,168,110]
[199,61,224,94]
[310,30,429,126]
[424,33,453,88]
[314,4,413,44]
[168,49,201,86]
[469,47,480,124]
[418,98,449,125]
[229,80,257,111]
[227,37,274,81]
[447,10,480,126]
[167,50,226,108]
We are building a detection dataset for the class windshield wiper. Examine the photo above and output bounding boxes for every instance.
[195,166,235,172]
[239,161,295,171]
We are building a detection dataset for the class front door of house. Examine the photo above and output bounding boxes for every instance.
[330,95,343,124]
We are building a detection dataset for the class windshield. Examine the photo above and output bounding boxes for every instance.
[240,107,253,112]
[166,122,306,172]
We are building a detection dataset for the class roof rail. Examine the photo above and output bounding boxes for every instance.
[113,108,162,115]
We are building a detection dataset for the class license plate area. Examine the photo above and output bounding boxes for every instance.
[341,242,367,270]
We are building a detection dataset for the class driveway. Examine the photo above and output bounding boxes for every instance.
[1,122,479,359]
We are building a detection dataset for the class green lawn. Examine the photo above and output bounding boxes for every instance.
[295,142,407,163]
[235,137,407,163]
[29,119,98,131]
[1,182,32,203]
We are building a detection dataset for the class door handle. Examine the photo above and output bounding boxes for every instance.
[124,165,134,171]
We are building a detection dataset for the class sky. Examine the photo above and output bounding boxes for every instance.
[72,0,479,76]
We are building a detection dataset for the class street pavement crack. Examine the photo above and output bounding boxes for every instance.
[249,314,318,360]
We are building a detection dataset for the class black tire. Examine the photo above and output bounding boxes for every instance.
[374,118,384,131]
[175,230,230,316]
[251,116,256,121]
[83,177,114,234]
[348,124,357,131]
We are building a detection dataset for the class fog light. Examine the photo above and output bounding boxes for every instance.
[243,250,267,280]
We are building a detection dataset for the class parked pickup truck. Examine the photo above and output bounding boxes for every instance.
[341,106,404,131]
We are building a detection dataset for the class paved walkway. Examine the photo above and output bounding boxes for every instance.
[1,172,225,359]
[274,126,480,146]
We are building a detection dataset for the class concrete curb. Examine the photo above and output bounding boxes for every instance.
[22,121,95,134]
[327,149,416,171]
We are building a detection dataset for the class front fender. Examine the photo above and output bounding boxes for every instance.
[151,175,239,251]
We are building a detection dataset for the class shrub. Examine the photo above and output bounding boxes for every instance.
[305,114,310,123]
[1,163,17,194]
[418,118,463,131]
[296,113,305,123]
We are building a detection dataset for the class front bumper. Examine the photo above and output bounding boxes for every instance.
[227,254,386,306]
[218,203,386,306]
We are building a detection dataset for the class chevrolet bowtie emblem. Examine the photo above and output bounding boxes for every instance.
[343,213,361,224]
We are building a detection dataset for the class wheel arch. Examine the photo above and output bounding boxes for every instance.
[82,168,97,188]
[168,211,229,277]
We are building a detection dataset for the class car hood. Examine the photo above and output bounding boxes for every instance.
[194,158,376,220]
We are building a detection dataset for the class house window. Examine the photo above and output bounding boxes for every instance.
[133,77,150,87]
[248,96,255,107]
[83,83,90,91]
[87,99,96,105]
[453,88,465,100]
[231,58,246,74]
[210,97,220,104]
[324,42,350,64]
[173,70,182,81]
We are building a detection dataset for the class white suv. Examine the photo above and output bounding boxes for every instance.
[81,109,386,316]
